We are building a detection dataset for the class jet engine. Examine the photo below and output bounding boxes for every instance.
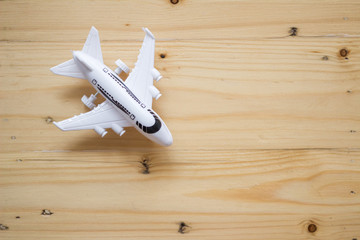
[111,124,126,136]
[149,85,161,100]
[151,68,162,81]
[114,59,130,75]
[94,126,108,137]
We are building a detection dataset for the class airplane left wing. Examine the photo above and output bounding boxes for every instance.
[53,101,131,137]
[125,28,162,108]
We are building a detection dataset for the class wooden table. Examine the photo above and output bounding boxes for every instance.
[1,0,359,239]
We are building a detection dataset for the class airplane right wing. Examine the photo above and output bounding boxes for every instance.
[125,28,162,108]
[54,101,132,137]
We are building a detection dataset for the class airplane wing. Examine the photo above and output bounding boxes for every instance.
[82,26,104,63]
[125,28,160,108]
[53,101,131,136]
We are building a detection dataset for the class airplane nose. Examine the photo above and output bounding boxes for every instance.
[162,133,173,147]
[159,127,173,146]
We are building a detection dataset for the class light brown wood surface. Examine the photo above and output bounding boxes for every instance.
[0,0,359,239]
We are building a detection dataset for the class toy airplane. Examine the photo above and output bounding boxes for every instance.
[51,27,173,146]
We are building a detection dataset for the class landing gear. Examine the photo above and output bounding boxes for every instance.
[81,92,98,109]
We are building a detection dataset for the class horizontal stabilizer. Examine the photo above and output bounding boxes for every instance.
[50,58,86,79]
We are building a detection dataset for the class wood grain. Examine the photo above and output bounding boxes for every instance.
[1,38,359,151]
[0,0,360,239]
[1,0,360,41]
[0,149,360,239]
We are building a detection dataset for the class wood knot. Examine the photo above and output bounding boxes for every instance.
[308,223,317,233]
[178,222,190,234]
[160,53,166,59]
[41,209,53,216]
[0,224,9,230]
[321,56,329,61]
[170,0,179,4]
[140,156,151,174]
[45,116,53,124]
[339,48,349,57]
[289,27,298,36]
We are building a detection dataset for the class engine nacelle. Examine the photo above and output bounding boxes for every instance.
[149,85,161,100]
[151,68,162,82]
[115,59,130,75]
[94,126,108,138]
[111,124,126,136]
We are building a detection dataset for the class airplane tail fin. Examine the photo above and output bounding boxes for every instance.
[50,26,103,79]
[82,26,103,63]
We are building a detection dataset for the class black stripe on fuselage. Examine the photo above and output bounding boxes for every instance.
[136,110,162,134]
[97,83,161,134]
[97,84,132,117]
[106,70,146,109]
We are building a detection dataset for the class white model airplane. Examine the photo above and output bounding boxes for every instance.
[51,27,173,146]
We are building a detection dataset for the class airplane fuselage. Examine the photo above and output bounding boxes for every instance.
[73,51,173,146]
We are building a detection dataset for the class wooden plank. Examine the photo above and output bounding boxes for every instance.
[1,0,360,239]
[1,38,359,151]
[0,149,359,239]
[0,0,360,42]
